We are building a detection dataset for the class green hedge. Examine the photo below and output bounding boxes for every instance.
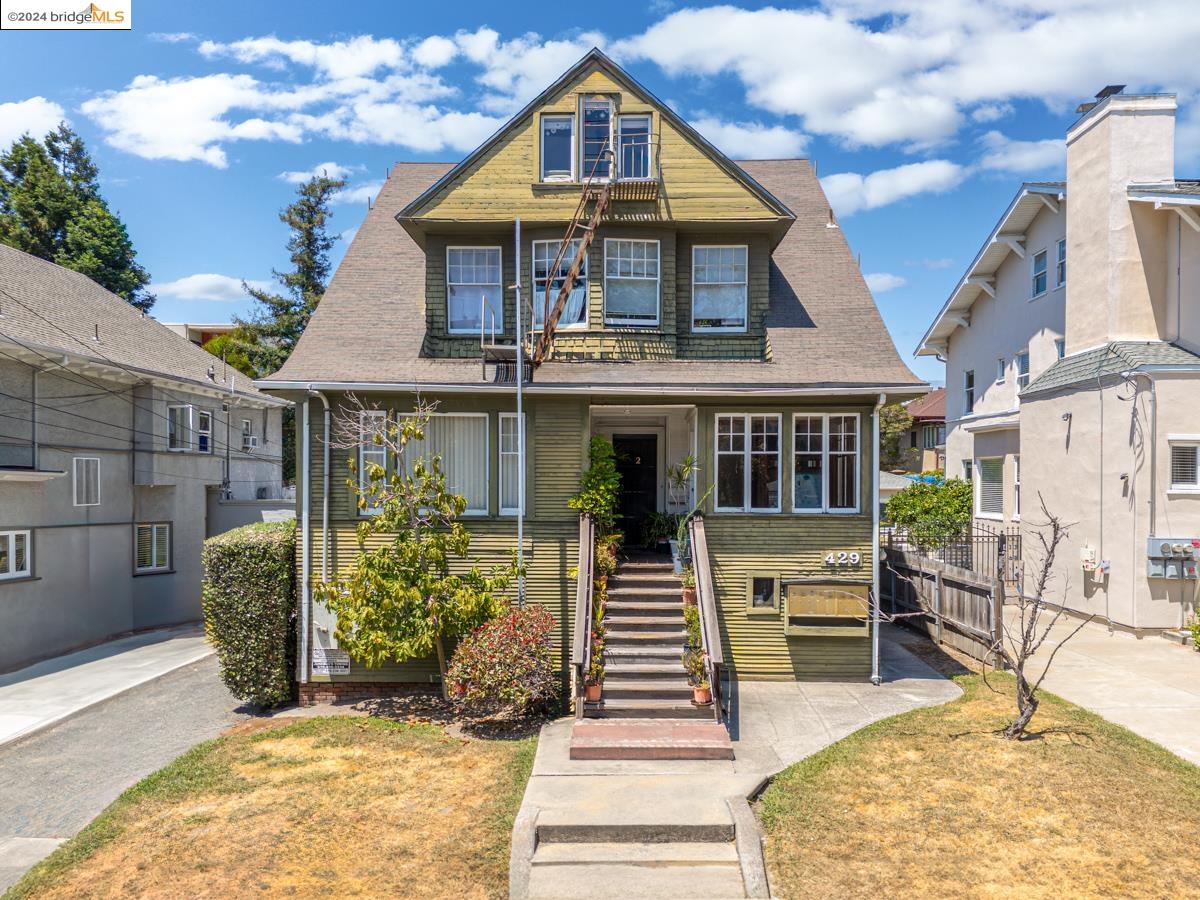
[202,521,297,707]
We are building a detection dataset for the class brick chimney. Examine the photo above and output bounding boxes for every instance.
[1065,89,1176,352]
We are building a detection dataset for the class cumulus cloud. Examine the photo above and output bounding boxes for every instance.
[690,117,808,159]
[199,35,406,80]
[977,130,1065,174]
[0,97,66,146]
[864,272,907,293]
[821,160,965,216]
[278,161,358,183]
[971,102,1013,123]
[454,27,605,112]
[153,273,268,302]
[148,32,196,43]
[413,35,458,69]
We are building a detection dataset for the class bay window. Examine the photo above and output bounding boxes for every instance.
[404,413,489,514]
[532,239,587,328]
[447,247,502,334]
[793,414,860,513]
[604,239,659,325]
[692,245,748,332]
[715,414,780,512]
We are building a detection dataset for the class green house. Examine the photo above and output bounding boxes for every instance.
[259,49,924,709]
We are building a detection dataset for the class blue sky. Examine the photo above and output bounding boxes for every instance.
[2,1,1198,384]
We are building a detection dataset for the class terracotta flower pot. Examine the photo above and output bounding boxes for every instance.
[585,682,602,702]
[682,587,697,606]
[692,686,712,705]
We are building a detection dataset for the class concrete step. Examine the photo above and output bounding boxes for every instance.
[569,719,734,761]
[526,860,745,899]
[604,616,684,630]
[604,661,688,678]
[601,680,692,700]
[531,840,739,866]
[584,698,713,720]
[607,630,688,645]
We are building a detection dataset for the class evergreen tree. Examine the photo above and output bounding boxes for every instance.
[0,124,153,311]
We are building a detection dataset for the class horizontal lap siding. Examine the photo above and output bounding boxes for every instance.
[675,232,770,360]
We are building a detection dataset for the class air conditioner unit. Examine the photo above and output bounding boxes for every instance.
[242,434,259,451]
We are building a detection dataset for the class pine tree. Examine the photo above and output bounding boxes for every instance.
[0,124,153,311]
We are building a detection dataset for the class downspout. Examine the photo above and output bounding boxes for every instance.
[514,218,526,607]
[31,366,38,469]
[308,389,331,582]
[871,392,887,686]
[298,396,311,683]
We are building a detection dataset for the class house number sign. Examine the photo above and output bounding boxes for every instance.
[824,551,862,567]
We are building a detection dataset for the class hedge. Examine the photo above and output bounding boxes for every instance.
[201,521,297,707]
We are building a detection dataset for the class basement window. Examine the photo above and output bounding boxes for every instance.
[540,115,574,182]
[746,574,779,615]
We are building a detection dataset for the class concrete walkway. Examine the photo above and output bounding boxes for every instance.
[513,628,961,898]
[0,625,212,748]
[1015,611,1200,766]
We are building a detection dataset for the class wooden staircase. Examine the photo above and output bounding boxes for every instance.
[572,556,733,760]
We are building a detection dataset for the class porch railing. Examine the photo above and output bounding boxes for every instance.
[570,513,595,720]
[688,515,724,724]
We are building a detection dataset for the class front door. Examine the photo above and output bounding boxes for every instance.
[611,434,658,541]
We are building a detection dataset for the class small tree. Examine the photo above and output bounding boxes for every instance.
[568,436,621,534]
[885,478,972,547]
[313,396,514,697]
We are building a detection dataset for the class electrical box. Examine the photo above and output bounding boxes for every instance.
[1145,537,1200,579]
[1080,546,1096,571]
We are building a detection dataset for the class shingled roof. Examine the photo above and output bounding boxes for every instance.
[264,159,922,394]
[1023,341,1200,396]
[0,243,278,403]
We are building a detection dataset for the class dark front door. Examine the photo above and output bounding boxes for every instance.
[611,434,658,540]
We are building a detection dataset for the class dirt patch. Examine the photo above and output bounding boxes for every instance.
[757,669,1200,899]
[354,694,548,741]
[11,717,536,900]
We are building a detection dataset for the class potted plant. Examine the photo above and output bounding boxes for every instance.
[680,565,697,605]
[584,649,604,702]
[683,648,711,705]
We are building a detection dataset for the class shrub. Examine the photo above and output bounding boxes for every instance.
[683,603,701,650]
[447,607,561,717]
[885,479,974,546]
[202,521,297,708]
[569,436,621,533]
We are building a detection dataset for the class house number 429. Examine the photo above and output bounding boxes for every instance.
[825,551,862,567]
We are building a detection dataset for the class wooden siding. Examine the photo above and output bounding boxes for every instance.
[409,69,783,224]
[675,232,770,360]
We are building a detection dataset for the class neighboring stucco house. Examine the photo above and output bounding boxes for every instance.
[164,322,238,346]
[918,87,1200,633]
[0,245,288,670]
[259,50,923,705]
[901,388,946,473]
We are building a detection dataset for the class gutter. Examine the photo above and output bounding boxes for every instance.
[871,392,886,686]
[255,380,928,399]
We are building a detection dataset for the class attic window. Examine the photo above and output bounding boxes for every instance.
[540,115,574,182]
[581,97,613,180]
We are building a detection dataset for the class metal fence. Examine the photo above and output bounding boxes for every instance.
[884,521,1022,584]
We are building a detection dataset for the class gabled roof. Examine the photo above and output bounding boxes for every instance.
[0,244,280,404]
[917,182,1065,357]
[1022,341,1200,396]
[262,159,923,394]
[905,387,945,420]
[396,47,793,224]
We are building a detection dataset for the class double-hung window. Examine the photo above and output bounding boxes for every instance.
[540,115,574,181]
[996,358,1006,383]
[499,413,524,515]
[532,239,587,328]
[964,370,975,414]
[0,530,31,580]
[921,424,943,450]
[792,414,860,512]
[1013,455,1021,518]
[976,458,1004,517]
[604,239,659,325]
[1056,239,1066,288]
[581,96,613,180]
[197,411,213,454]
[1032,249,1048,297]
[403,413,489,515]
[358,410,387,515]
[73,457,99,507]
[167,404,192,451]
[617,114,651,179]
[1055,338,1066,359]
[715,414,780,512]
[1170,441,1200,492]
[135,523,170,573]
[692,246,748,332]
[1015,350,1030,390]
[447,247,502,335]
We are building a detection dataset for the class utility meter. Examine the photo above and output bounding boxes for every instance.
[1146,537,1200,578]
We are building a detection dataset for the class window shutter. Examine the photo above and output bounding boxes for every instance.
[1172,445,1198,487]
[978,459,1003,514]
[155,524,170,569]
[136,526,152,569]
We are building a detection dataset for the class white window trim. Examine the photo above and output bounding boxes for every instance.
[540,113,575,182]
[975,457,1004,520]
[714,413,782,514]
[134,523,171,573]
[399,412,491,516]
[499,412,525,516]
[196,410,213,455]
[1055,238,1067,288]
[1015,350,1031,391]
[791,412,862,514]
[603,238,661,327]
[691,244,749,334]
[73,456,100,507]
[0,529,31,581]
[580,95,614,181]
[446,246,504,336]
[1013,455,1021,521]
[1168,438,1200,494]
[617,114,653,181]
[963,370,975,415]
[167,403,193,452]
[531,239,588,330]
[995,357,1006,384]
[358,410,388,516]
[1030,247,1049,300]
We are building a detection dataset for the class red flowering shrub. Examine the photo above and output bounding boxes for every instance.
[447,606,560,717]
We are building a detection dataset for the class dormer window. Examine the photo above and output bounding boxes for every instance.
[540,115,574,182]
[618,115,651,179]
[581,96,613,180]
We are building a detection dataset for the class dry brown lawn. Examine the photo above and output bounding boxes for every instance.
[757,670,1200,899]
[6,717,535,900]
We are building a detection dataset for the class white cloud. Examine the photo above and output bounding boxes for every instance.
[907,257,955,270]
[153,273,268,302]
[977,130,1065,174]
[0,97,66,146]
[821,160,965,216]
[455,27,605,112]
[413,35,458,69]
[200,35,406,80]
[864,272,907,293]
[971,102,1013,123]
[148,32,196,43]
[278,161,357,183]
[333,180,383,205]
[690,117,808,159]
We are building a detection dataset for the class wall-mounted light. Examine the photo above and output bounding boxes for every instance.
[1061,412,1072,422]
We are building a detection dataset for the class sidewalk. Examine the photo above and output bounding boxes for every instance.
[1015,611,1200,766]
[0,625,213,748]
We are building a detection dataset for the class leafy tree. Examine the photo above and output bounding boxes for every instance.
[201,333,258,379]
[568,436,622,534]
[885,478,973,546]
[0,125,153,310]
[314,399,514,697]
[880,402,916,470]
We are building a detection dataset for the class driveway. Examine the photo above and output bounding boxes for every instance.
[0,655,248,891]
[1013,610,1200,766]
